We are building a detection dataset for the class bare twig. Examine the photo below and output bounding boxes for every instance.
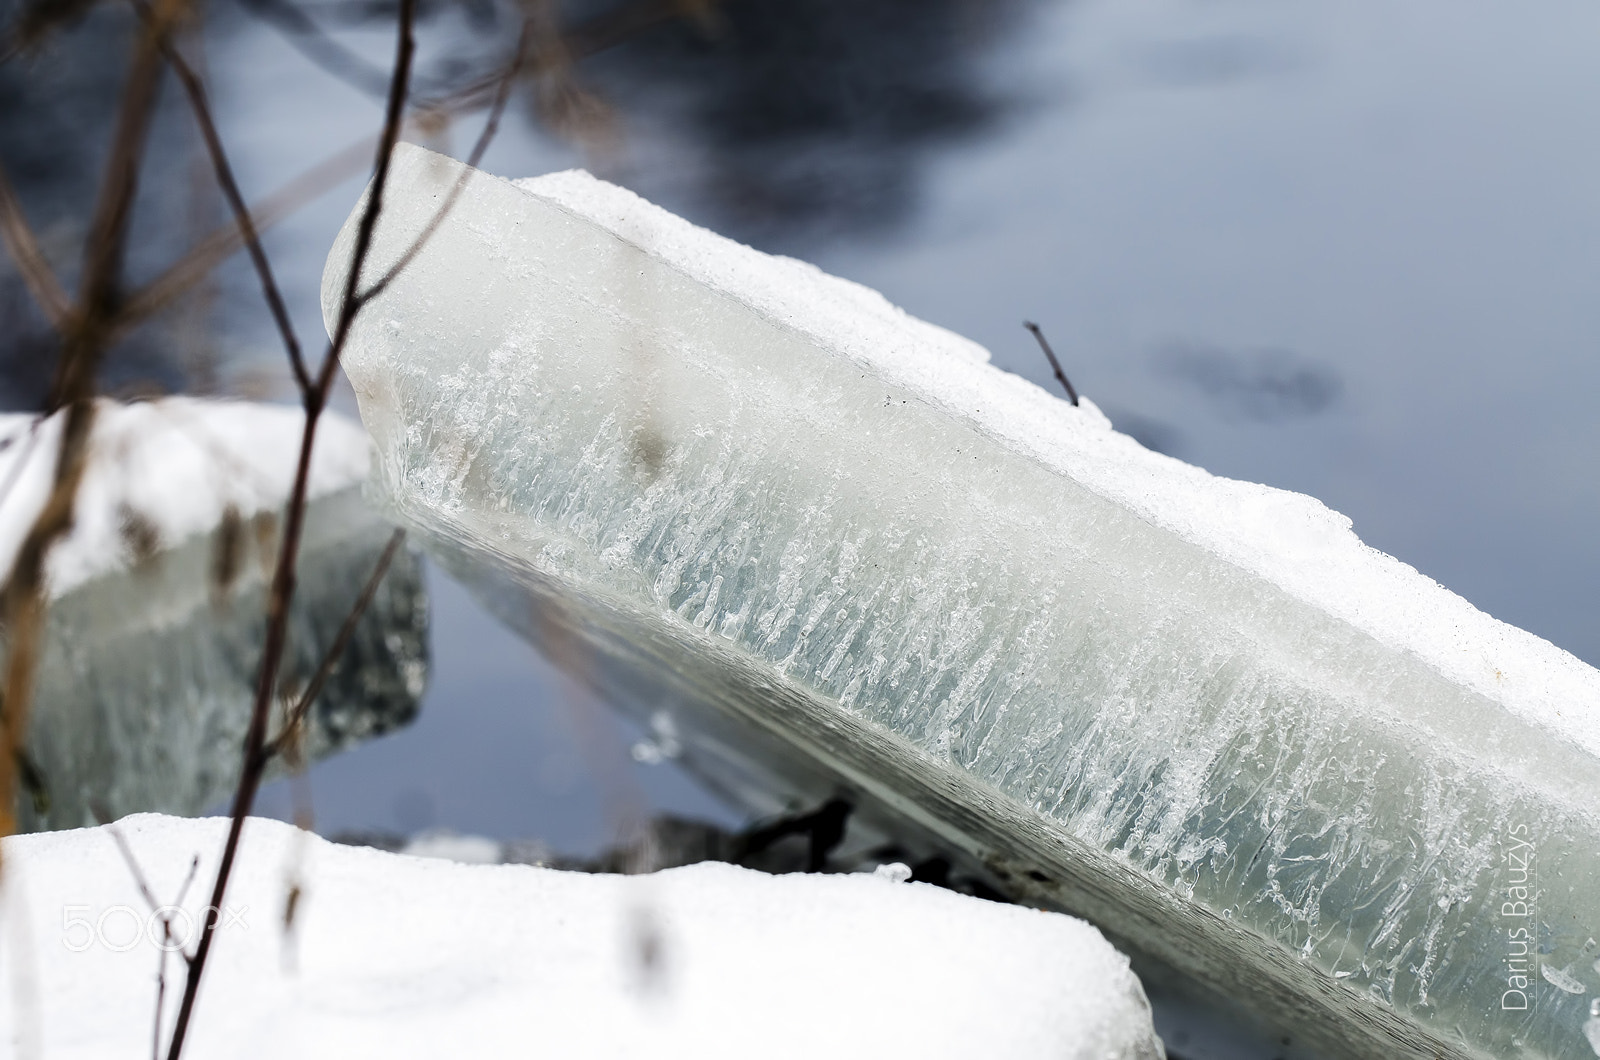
[264,527,405,760]
[102,821,201,1060]
[361,18,529,304]
[1023,321,1079,406]
[236,0,395,97]
[118,135,377,338]
[132,0,311,391]
[162,0,417,1054]
[0,0,189,852]
[0,160,70,330]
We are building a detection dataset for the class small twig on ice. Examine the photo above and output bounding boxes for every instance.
[1023,321,1079,407]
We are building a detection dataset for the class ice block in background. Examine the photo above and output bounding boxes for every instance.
[325,143,1600,1060]
[2,399,428,830]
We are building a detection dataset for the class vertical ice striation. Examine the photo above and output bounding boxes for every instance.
[2,400,429,830]
[325,144,1600,1060]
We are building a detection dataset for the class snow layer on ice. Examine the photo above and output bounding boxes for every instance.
[0,814,1164,1060]
[513,169,1598,762]
[0,398,368,597]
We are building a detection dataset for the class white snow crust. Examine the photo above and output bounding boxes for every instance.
[515,168,1600,761]
[0,399,369,598]
[0,814,1163,1060]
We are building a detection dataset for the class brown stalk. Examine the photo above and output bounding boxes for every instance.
[118,0,713,345]
[161,0,417,1054]
[0,0,190,851]
[117,135,377,338]
[264,527,405,760]
[0,160,70,330]
[1023,321,1079,406]
[104,823,199,1060]
[133,0,312,391]
[360,18,530,304]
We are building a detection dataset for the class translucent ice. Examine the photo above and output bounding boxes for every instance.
[1,400,428,830]
[326,143,1600,1060]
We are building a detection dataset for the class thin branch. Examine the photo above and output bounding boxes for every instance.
[360,17,529,304]
[117,135,376,338]
[1023,321,1079,407]
[0,0,188,854]
[163,0,417,1054]
[103,823,200,1059]
[105,821,165,916]
[133,0,311,392]
[415,0,715,117]
[236,0,395,98]
[116,0,717,346]
[265,527,405,760]
[0,159,70,330]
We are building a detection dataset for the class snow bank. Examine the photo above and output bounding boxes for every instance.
[515,169,1597,762]
[0,398,368,597]
[0,814,1163,1059]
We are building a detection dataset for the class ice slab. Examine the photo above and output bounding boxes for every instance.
[325,143,1600,1060]
[0,814,1164,1059]
[0,400,428,829]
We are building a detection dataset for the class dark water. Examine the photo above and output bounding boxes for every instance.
[5,0,1599,871]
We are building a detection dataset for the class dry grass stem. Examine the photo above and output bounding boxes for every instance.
[0,161,70,330]
[133,0,312,391]
[0,0,192,859]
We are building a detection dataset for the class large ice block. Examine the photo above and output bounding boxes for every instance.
[324,143,1600,1060]
[1,400,428,830]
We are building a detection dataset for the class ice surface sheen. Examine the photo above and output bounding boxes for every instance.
[1,401,429,829]
[325,144,1600,1060]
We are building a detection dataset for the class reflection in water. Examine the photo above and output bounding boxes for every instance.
[1153,340,1344,423]
[577,0,1032,247]
[20,487,429,831]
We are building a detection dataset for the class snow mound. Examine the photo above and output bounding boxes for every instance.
[0,814,1164,1060]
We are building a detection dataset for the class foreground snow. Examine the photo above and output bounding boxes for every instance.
[0,815,1163,1059]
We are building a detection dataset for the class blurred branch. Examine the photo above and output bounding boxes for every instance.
[0,0,188,851]
[265,527,404,761]
[236,0,394,97]
[0,158,70,330]
[103,822,200,1060]
[1023,321,1079,407]
[134,0,311,390]
[361,15,527,303]
[416,0,718,115]
[115,0,718,347]
[163,0,417,1054]
[118,135,376,337]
